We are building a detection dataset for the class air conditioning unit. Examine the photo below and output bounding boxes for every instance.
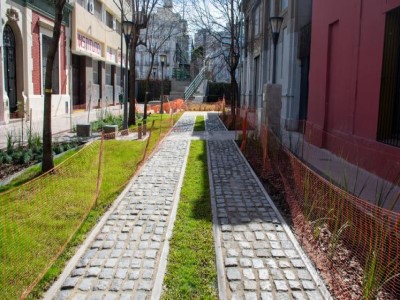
[88,0,94,14]
[113,19,117,31]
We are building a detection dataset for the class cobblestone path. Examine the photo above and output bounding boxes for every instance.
[205,114,331,300]
[47,112,330,300]
[46,114,196,300]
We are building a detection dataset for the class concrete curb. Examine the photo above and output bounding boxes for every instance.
[205,112,228,300]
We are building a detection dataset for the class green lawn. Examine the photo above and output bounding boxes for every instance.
[162,140,217,300]
[0,113,181,299]
[194,115,206,131]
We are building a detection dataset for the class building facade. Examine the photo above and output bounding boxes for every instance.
[240,0,312,130]
[307,0,400,181]
[1,0,72,124]
[70,0,123,109]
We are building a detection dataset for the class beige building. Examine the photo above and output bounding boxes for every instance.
[70,0,124,109]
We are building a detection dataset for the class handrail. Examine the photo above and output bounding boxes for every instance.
[184,66,206,101]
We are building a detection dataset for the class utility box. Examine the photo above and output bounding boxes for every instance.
[76,124,92,137]
[103,124,118,139]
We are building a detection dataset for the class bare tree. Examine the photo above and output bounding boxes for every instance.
[188,0,241,117]
[113,0,132,92]
[139,8,180,117]
[42,0,67,173]
[127,0,159,126]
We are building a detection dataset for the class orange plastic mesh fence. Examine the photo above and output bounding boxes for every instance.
[147,98,185,114]
[0,114,178,299]
[230,108,400,299]
[0,141,101,299]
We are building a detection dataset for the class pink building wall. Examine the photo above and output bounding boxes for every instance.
[307,0,400,181]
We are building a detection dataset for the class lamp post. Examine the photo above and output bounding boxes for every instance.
[152,67,157,101]
[159,54,167,114]
[269,16,283,84]
[122,20,134,130]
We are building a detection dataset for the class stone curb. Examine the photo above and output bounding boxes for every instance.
[231,140,333,300]
[205,113,228,300]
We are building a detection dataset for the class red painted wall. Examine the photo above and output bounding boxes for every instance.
[31,12,41,95]
[31,12,67,95]
[60,28,67,94]
[307,0,400,181]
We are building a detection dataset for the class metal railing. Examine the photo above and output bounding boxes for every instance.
[183,66,206,101]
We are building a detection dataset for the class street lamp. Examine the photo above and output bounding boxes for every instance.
[269,16,283,84]
[159,54,167,114]
[122,20,134,130]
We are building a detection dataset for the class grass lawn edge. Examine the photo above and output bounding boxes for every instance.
[161,140,218,299]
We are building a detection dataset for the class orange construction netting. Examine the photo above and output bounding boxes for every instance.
[229,108,400,300]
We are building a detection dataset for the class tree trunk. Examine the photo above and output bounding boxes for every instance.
[42,0,66,173]
[230,71,239,129]
[128,32,139,126]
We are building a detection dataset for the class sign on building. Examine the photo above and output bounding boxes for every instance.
[77,33,102,57]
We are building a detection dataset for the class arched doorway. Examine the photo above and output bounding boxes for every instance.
[3,24,18,116]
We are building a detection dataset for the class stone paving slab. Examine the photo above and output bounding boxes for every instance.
[45,114,196,300]
[205,113,331,300]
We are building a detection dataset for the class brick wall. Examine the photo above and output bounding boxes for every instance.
[31,12,41,95]
[60,27,67,94]
[31,12,67,95]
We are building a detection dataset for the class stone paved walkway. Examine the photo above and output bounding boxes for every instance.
[46,112,330,300]
[46,113,197,300]
[205,113,331,300]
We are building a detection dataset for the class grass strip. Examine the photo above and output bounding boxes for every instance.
[162,140,217,300]
[194,115,205,131]
[0,113,181,299]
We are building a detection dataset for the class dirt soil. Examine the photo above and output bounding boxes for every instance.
[0,163,34,181]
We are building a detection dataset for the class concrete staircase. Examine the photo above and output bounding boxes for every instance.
[169,79,190,100]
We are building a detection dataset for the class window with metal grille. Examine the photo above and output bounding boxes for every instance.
[42,35,59,94]
[281,0,288,11]
[377,6,400,147]
[94,0,102,21]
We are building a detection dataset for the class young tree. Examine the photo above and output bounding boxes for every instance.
[139,8,180,117]
[127,0,159,126]
[42,0,67,173]
[188,0,241,117]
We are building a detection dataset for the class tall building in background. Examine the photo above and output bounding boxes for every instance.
[136,0,190,81]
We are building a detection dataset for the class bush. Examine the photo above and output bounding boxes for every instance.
[2,154,12,164]
[11,151,23,164]
[136,80,171,103]
[19,152,31,165]
[207,82,231,102]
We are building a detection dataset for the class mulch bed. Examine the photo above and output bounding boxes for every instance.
[0,163,34,182]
